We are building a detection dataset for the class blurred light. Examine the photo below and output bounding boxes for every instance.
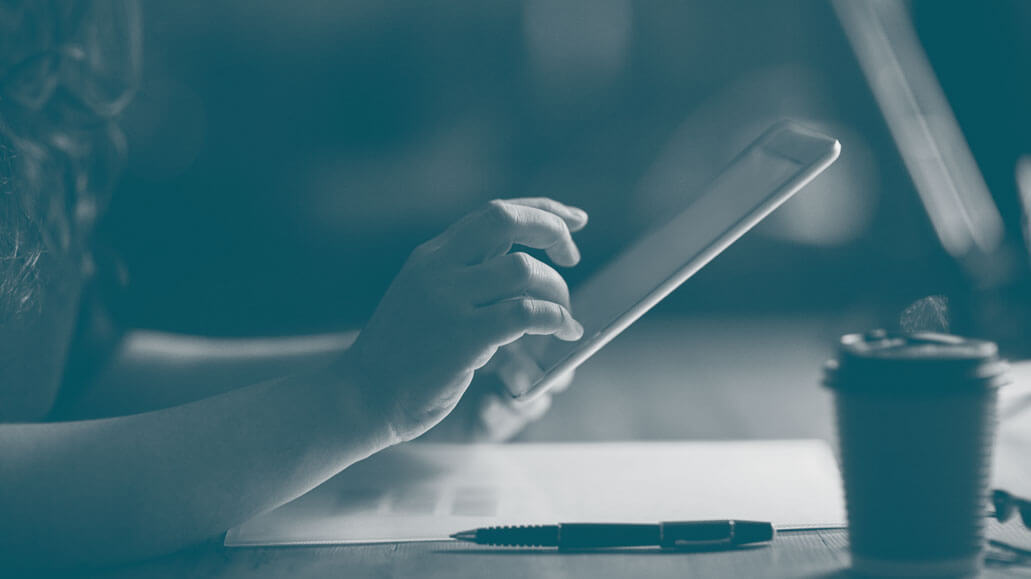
[1018,155,1031,253]
[1018,156,1031,213]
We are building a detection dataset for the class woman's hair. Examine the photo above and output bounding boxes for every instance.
[0,0,139,319]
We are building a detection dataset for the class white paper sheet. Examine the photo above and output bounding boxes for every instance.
[993,361,1031,498]
[225,440,845,547]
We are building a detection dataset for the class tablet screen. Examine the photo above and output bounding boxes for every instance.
[515,122,840,399]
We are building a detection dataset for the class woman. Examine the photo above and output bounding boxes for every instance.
[0,1,585,567]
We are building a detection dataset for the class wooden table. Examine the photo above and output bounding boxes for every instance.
[80,316,1031,578]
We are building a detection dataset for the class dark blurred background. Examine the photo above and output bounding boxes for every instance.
[101,0,1031,337]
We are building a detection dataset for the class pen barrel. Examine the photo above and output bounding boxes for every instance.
[474,525,560,547]
[557,523,659,549]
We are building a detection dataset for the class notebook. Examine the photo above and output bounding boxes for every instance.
[225,440,846,547]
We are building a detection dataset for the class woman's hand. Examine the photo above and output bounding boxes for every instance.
[421,341,575,442]
[344,198,588,443]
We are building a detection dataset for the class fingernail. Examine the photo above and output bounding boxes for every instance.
[567,243,581,266]
[572,207,588,223]
[569,318,584,341]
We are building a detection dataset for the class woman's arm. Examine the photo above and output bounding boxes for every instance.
[0,352,396,568]
[66,198,589,434]
[67,330,359,418]
[80,329,573,442]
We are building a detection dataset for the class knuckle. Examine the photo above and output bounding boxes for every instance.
[556,279,571,304]
[484,199,515,228]
[542,211,567,232]
[546,303,566,326]
[514,297,538,322]
[532,262,568,299]
[538,261,561,284]
[510,252,536,283]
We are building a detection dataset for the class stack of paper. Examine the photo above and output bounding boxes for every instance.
[226,440,845,547]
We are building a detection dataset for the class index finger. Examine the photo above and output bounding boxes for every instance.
[506,198,589,232]
[440,199,584,266]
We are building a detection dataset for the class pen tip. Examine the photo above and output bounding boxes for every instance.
[451,530,477,542]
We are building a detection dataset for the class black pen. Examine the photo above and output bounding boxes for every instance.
[450,520,774,550]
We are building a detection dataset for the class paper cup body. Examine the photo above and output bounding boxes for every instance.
[825,332,1006,577]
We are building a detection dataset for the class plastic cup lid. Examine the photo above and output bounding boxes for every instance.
[823,330,1009,392]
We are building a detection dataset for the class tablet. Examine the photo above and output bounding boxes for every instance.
[510,120,841,400]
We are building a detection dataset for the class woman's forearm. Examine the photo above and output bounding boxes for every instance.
[65,330,360,418]
[0,353,395,567]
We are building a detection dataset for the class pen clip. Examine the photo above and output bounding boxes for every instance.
[659,520,774,550]
[669,537,733,550]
